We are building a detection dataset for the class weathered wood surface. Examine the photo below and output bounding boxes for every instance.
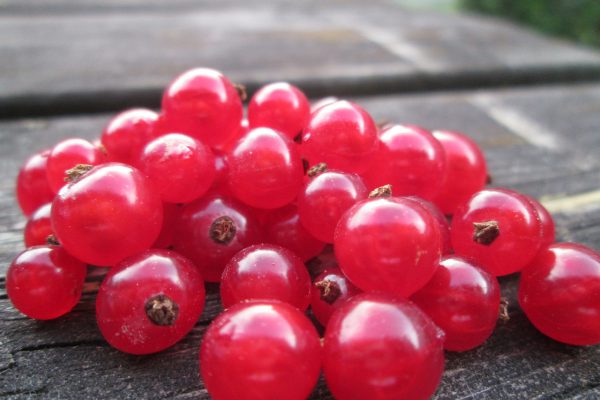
[2,0,600,117]
[2,83,600,398]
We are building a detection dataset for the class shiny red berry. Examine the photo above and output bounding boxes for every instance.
[101,108,158,165]
[139,133,215,203]
[311,267,360,326]
[16,150,54,216]
[96,249,205,354]
[406,196,452,255]
[7,246,86,320]
[364,125,446,200]
[411,256,500,351]
[200,300,321,400]
[46,138,106,194]
[248,82,310,140]
[161,68,243,148]
[451,188,543,276]
[51,163,163,266]
[334,191,442,297]
[298,165,368,243]
[24,203,53,247]
[221,244,311,310]
[302,100,378,174]
[172,195,262,281]
[432,130,487,215]
[519,243,600,346]
[523,195,555,247]
[227,127,303,209]
[323,292,445,400]
[153,203,181,249]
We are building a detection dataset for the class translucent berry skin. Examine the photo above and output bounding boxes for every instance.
[101,108,158,165]
[523,195,555,247]
[51,163,163,266]
[364,125,446,200]
[323,293,445,400]
[310,96,338,113]
[153,203,181,249]
[161,68,243,149]
[228,127,303,209]
[311,267,360,327]
[7,246,86,320]
[302,100,378,174]
[406,196,452,254]
[96,250,205,354]
[451,188,543,276]
[221,244,311,310]
[334,196,442,297]
[200,300,321,400]
[172,195,262,282]
[16,150,55,216]
[139,133,216,203]
[519,243,600,346]
[248,82,310,140]
[207,150,231,196]
[432,130,487,215]
[46,138,106,193]
[411,256,500,351]
[263,204,326,261]
[24,203,53,247]
[298,170,368,243]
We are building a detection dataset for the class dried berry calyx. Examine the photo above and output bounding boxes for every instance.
[210,216,237,244]
[473,220,500,245]
[145,294,179,326]
[315,279,342,304]
[307,163,327,178]
[64,164,93,183]
[368,184,392,199]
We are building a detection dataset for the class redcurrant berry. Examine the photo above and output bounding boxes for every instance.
[16,150,54,216]
[411,256,500,351]
[523,194,555,247]
[153,203,181,249]
[451,188,543,276]
[101,108,158,165]
[46,138,106,193]
[519,243,600,346]
[96,249,205,354]
[406,196,452,254]
[323,292,445,400]
[51,163,163,266]
[172,195,262,281]
[310,96,338,113]
[200,300,321,400]
[221,244,311,310]
[24,203,53,247]
[7,246,86,320]
[311,267,360,326]
[227,127,303,209]
[432,130,487,215]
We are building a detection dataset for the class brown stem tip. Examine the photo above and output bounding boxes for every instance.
[145,294,179,326]
[315,279,342,304]
[368,184,393,199]
[234,83,248,102]
[307,163,327,178]
[473,220,500,245]
[46,234,60,246]
[64,164,93,183]
[499,297,510,322]
[210,216,237,244]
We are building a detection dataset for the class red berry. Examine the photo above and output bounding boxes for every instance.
[311,267,360,326]
[364,125,446,200]
[334,192,442,297]
[227,127,303,209]
[24,203,53,247]
[323,292,445,400]
[172,195,262,281]
[298,165,368,243]
[310,96,338,113]
[432,130,487,215]
[139,133,215,203]
[96,249,205,354]
[263,204,326,261]
[46,138,106,193]
[221,244,311,310]
[7,246,86,320]
[161,68,243,148]
[523,195,555,247]
[302,100,378,174]
[101,108,158,165]
[406,196,452,254]
[519,243,600,346]
[248,82,310,140]
[51,163,163,266]
[16,150,54,216]
[451,188,543,276]
[152,203,181,249]
[411,256,500,351]
[200,300,321,400]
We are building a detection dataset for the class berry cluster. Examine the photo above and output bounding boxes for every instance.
[9,67,600,399]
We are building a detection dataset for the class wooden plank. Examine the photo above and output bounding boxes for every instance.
[2,84,600,398]
[1,1,600,117]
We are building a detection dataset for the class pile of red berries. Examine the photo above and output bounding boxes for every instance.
[8,67,600,399]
